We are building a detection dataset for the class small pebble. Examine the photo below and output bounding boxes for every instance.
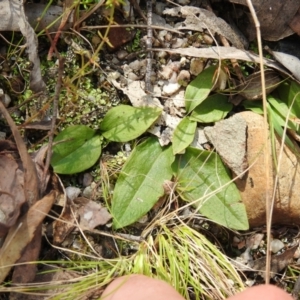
[202,34,214,45]
[239,248,252,264]
[0,131,6,140]
[171,38,185,49]
[127,72,139,81]
[83,185,93,198]
[157,51,168,58]
[121,0,131,18]
[152,13,166,26]
[181,207,193,217]
[153,38,161,47]
[172,90,185,107]
[177,70,190,86]
[137,214,148,224]
[117,50,128,60]
[2,94,11,107]
[129,60,141,71]
[155,2,166,16]
[124,143,131,156]
[160,65,174,80]
[294,247,300,259]
[107,71,120,81]
[0,89,10,107]
[245,279,255,287]
[180,56,188,67]
[165,32,173,42]
[111,57,119,65]
[270,239,285,253]
[190,58,204,76]
[163,82,181,96]
[82,173,93,187]
[169,71,177,83]
[233,236,241,243]
[66,186,81,201]
[214,68,228,90]
[158,30,167,39]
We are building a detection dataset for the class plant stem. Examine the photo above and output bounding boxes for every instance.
[245,0,271,284]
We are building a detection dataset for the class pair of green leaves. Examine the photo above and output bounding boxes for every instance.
[51,105,162,174]
[171,66,232,155]
[112,137,249,231]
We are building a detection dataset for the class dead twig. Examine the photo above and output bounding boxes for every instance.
[145,0,153,93]
[47,0,75,60]
[42,56,65,192]
[245,0,271,284]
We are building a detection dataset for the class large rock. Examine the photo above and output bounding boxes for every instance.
[234,111,300,227]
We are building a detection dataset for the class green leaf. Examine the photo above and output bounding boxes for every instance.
[243,100,264,114]
[277,81,300,116]
[112,137,174,229]
[173,147,249,230]
[51,125,102,174]
[185,66,217,113]
[267,103,296,151]
[190,94,232,123]
[100,105,162,142]
[268,95,297,131]
[172,117,197,155]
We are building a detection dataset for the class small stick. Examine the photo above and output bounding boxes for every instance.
[145,0,153,93]
[245,0,271,284]
[42,56,65,192]
[47,0,74,60]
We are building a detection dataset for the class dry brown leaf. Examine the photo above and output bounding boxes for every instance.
[235,69,282,100]
[10,229,42,300]
[246,233,264,250]
[269,50,300,81]
[0,191,57,283]
[52,196,77,246]
[154,47,289,75]
[251,245,298,278]
[0,155,25,238]
[32,145,51,194]
[74,197,112,231]
[0,100,39,206]
[163,6,247,49]
[229,0,299,41]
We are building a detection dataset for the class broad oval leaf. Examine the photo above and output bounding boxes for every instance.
[185,66,217,113]
[173,147,249,230]
[100,105,162,142]
[172,117,197,155]
[112,137,174,229]
[190,94,232,123]
[51,125,102,174]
